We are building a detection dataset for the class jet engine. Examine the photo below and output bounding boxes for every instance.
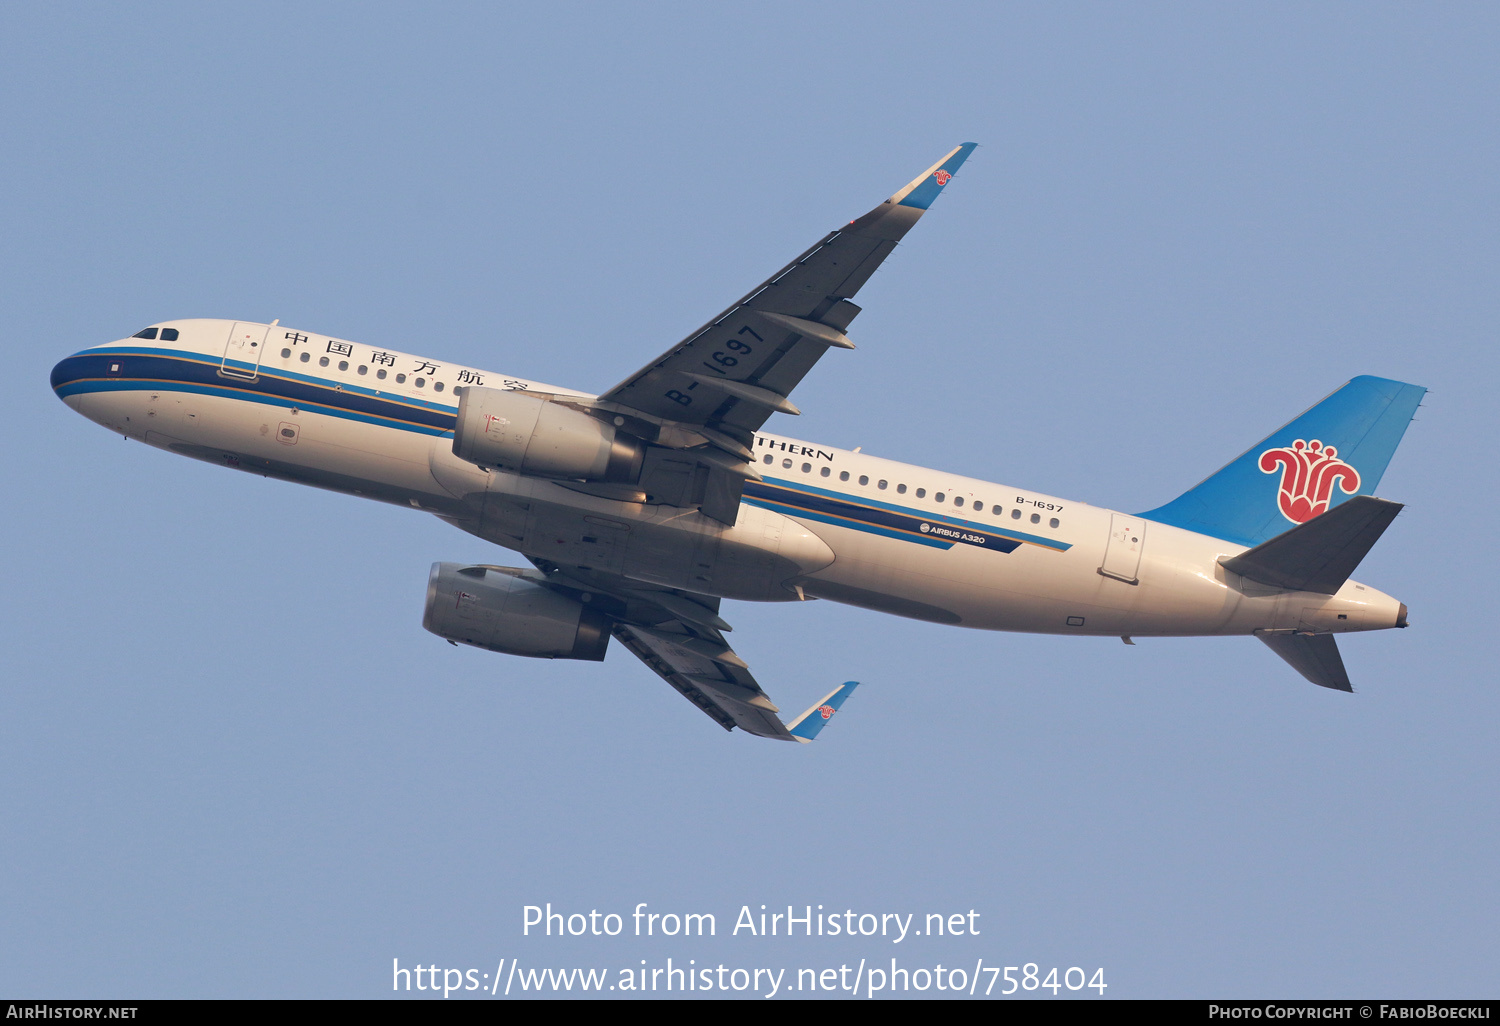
[422,562,611,661]
[452,386,644,482]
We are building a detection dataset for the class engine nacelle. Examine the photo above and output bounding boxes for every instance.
[422,562,611,661]
[453,386,643,482]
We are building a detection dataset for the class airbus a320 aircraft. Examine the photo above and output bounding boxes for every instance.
[51,143,1425,742]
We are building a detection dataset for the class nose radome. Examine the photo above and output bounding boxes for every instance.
[50,354,75,394]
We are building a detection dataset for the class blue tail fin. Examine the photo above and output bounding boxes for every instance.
[1139,375,1425,547]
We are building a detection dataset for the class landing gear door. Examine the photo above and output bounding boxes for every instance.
[221,322,268,380]
[1099,513,1146,585]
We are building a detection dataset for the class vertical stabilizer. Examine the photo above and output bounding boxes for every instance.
[1140,376,1424,547]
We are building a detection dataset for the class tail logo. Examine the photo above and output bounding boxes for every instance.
[1259,439,1361,523]
[818,705,836,720]
[933,170,952,186]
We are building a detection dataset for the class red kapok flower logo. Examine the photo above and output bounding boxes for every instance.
[933,170,952,186]
[1258,439,1361,524]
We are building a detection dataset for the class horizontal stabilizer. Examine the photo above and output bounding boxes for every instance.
[786,682,860,743]
[1220,495,1402,594]
[1258,632,1352,692]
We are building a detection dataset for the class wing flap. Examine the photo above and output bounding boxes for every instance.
[611,623,794,739]
[526,563,860,741]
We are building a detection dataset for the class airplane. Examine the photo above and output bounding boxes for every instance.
[50,143,1425,742]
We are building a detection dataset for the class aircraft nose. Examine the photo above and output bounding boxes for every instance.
[51,351,85,398]
[51,347,110,413]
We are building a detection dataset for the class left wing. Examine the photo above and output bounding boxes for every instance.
[612,620,793,739]
[595,143,978,448]
[530,559,858,741]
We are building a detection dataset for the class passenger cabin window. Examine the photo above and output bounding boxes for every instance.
[281,348,291,358]
[839,471,850,481]
[300,352,310,363]
[415,377,426,388]
[858,475,869,486]
[896,484,907,494]
[338,360,349,371]
[1030,513,1041,524]
[396,373,407,384]
[953,496,964,507]
[434,381,445,392]
[802,462,811,473]
[935,492,946,503]
[132,328,157,339]
[376,369,387,380]
[1011,509,1022,519]
[782,458,792,469]
[916,488,926,498]
[319,356,330,367]
[357,365,368,375]
[1050,518,1060,528]
[820,467,830,477]
[763,455,773,464]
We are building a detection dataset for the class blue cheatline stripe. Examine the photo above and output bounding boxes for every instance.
[56,377,455,436]
[54,349,1074,554]
[58,346,463,417]
[51,350,460,435]
[748,476,1070,552]
[747,482,1007,551]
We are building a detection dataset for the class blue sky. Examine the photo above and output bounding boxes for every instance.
[3,2,1497,998]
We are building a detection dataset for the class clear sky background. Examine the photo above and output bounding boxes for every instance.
[3,2,1496,999]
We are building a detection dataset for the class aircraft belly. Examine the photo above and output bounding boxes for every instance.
[796,519,1081,631]
[467,476,836,601]
[796,513,1254,636]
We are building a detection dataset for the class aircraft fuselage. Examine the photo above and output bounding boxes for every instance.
[51,319,1405,642]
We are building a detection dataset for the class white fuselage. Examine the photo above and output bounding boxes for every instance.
[52,319,1404,639]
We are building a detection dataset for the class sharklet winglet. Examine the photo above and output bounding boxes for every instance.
[786,681,860,743]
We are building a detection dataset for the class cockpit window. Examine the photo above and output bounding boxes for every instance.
[132,328,158,339]
[159,328,179,341]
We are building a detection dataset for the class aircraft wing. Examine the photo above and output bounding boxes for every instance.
[612,624,860,741]
[611,620,793,739]
[595,143,978,443]
[528,558,857,740]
